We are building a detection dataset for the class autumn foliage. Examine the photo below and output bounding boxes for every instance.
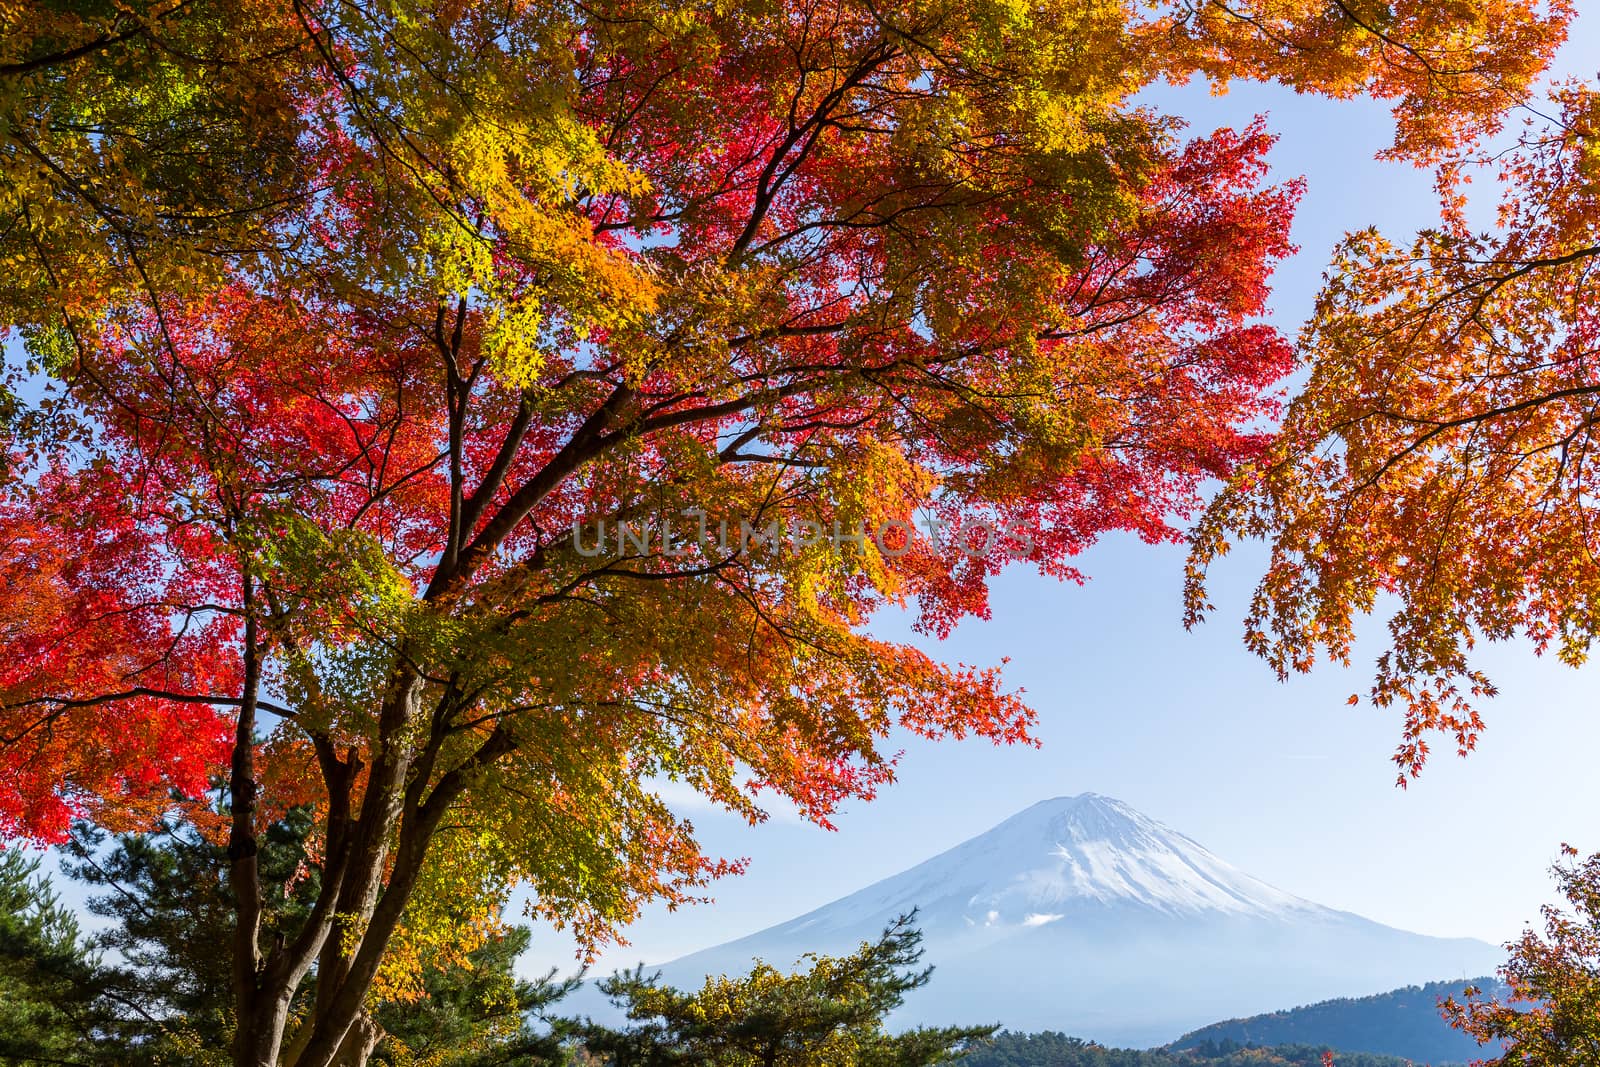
[0,0,1577,1064]
[1188,81,1600,782]
[1445,846,1600,1065]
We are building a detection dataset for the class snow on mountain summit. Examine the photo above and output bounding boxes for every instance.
[766,792,1320,940]
[935,792,1318,920]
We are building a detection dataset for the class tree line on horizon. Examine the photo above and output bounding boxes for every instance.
[4,0,1600,1063]
[957,1034,1415,1067]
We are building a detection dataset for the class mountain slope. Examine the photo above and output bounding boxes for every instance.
[1168,977,1509,1064]
[655,795,1503,1047]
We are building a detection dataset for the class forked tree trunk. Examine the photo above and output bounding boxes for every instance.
[279,1011,384,1067]
[229,672,469,1067]
[332,1015,385,1067]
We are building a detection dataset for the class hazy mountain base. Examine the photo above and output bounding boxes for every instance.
[958,1033,1420,1067]
[1168,978,1509,1065]
[654,907,1501,1046]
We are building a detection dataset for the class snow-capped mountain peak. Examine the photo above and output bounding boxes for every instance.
[784,792,1317,934]
[962,792,1317,919]
[649,793,1502,1045]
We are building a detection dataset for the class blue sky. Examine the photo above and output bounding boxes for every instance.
[519,9,1600,977]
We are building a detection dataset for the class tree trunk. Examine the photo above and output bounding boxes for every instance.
[331,1014,384,1067]
[230,590,282,1067]
[229,668,514,1066]
[277,678,429,1067]
[235,992,295,1067]
[285,1011,385,1067]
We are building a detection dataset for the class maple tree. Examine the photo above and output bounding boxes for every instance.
[1444,846,1600,1066]
[1,1,314,336]
[1186,80,1600,782]
[0,1,1575,1066]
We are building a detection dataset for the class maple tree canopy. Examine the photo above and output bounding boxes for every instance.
[1188,82,1600,784]
[0,1,1576,1064]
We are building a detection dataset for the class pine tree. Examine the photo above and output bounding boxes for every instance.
[64,813,322,1062]
[0,847,108,1065]
[571,912,992,1066]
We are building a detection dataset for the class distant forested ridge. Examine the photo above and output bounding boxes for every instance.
[957,1033,1415,1067]
[1168,978,1507,1064]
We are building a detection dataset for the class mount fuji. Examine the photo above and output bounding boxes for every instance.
[652,794,1502,1046]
